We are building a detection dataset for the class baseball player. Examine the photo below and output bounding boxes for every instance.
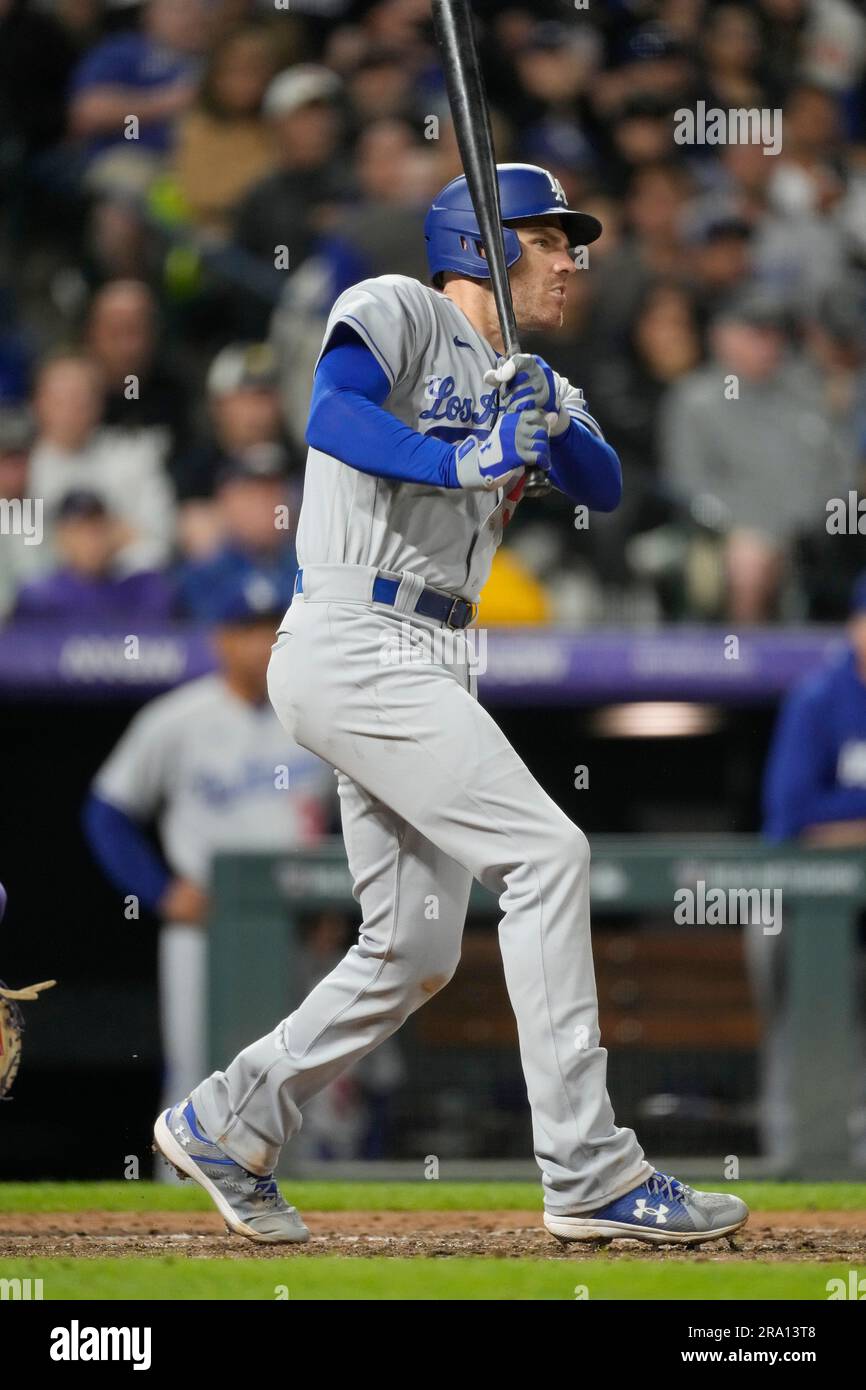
[154,164,750,1246]
[85,576,336,1131]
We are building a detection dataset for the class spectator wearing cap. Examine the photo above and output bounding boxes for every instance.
[13,490,174,623]
[751,570,866,1170]
[28,353,176,572]
[232,64,351,333]
[174,342,294,556]
[82,572,337,1142]
[660,293,852,622]
[85,280,193,476]
[176,443,299,623]
[0,405,45,620]
[171,23,279,238]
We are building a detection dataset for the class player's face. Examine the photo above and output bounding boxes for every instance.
[508,221,578,333]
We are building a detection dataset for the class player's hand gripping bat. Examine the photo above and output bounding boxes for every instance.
[431,0,551,497]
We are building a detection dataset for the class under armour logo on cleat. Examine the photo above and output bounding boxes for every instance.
[173,1126,191,1148]
[633,1198,669,1224]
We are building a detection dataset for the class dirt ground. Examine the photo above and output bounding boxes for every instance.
[2,1210,865,1260]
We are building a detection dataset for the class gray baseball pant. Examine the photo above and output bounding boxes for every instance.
[192,566,652,1213]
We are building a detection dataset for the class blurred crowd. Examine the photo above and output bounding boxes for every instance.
[2,0,866,627]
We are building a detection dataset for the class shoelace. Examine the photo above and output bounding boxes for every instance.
[648,1170,690,1204]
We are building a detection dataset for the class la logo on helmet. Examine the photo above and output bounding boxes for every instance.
[546,172,567,205]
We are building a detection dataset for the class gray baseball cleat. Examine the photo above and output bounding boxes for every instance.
[153,1098,310,1244]
[544,1170,749,1246]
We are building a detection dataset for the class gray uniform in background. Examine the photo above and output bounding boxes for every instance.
[94,673,335,1111]
[192,275,654,1214]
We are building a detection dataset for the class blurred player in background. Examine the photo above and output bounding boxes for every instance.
[755,572,866,1170]
[83,575,337,1150]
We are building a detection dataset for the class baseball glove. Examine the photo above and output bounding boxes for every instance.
[0,978,56,1099]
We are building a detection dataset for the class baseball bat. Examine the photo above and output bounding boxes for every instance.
[431,0,551,497]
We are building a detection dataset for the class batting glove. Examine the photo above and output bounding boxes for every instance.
[483,353,557,415]
[546,379,606,440]
[452,404,551,491]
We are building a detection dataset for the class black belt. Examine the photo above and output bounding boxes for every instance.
[293,569,476,630]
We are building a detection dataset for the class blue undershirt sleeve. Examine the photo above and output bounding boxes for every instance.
[306,327,458,487]
[82,792,172,913]
[548,420,623,512]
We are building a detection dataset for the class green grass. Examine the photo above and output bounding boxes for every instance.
[0,1257,852,1300]
[3,1181,861,1300]
[0,1180,864,1214]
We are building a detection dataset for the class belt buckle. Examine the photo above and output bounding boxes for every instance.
[446,596,475,629]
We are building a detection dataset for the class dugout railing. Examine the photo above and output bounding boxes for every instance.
[209,838,866,1180]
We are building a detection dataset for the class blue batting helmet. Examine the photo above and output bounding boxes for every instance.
[424,163,602,281]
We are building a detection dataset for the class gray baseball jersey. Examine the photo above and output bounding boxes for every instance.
[295,273,587,603]
[94,674,336,885]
